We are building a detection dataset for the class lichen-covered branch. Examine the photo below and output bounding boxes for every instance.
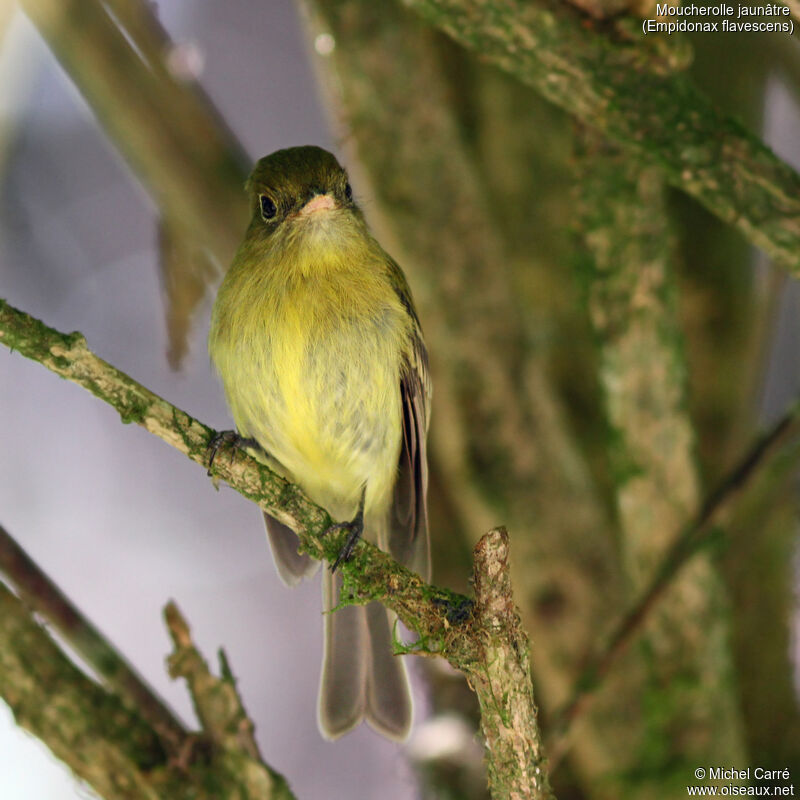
[163,602,294,798]
[550,396,800,753]
[0,575,296,799]
[464,531,552,800]
[0,582,169,799]
[0,297,552,800]
[0,524,186,752]
[401,0,800,274]
[572,132,745,784]
[0,523,296,798]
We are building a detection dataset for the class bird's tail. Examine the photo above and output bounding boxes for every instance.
[318,568,412,740]
[263,512,319,585]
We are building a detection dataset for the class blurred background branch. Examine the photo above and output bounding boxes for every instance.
[566,129,746,788]
[18,0,249,366]
[0,527,295,800]
[403,0,800,272]
[550,393,800,760]
[0,522,187,752]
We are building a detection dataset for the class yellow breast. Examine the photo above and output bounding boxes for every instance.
[209,220,411,532]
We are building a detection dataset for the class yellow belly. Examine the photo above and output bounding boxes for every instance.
[210,264,410,538]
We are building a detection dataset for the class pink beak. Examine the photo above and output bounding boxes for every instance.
[300,194,336,215]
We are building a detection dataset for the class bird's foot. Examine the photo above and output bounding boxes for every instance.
[324,505,365,572]
[206,429,260,476]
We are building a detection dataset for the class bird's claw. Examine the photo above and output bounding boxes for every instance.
[206,430,258,476]
[325,513,364,572]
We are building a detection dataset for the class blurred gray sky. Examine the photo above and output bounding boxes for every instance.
[0,2,425,798]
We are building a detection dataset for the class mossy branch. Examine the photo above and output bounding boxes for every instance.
[573,132,745,777]
[401,0,800,274]
[0,581,170,799]
[549,395,800,760]
[0,297,553,800]
[162,601,295,799]
[0,524,187,752]
[0,550,295,800]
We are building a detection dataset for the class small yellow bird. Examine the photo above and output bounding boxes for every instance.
[208,146,430,740]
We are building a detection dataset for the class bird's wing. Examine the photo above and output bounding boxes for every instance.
[387,271,431,581]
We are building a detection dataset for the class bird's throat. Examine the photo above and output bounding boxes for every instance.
[277,210,369,279]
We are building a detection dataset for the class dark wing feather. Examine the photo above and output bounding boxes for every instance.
[387,262,431,581]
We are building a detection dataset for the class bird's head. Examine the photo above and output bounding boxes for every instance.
[239,146,373,278]
[246,145,360,230]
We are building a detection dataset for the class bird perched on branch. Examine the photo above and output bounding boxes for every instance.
[208,145,430,740]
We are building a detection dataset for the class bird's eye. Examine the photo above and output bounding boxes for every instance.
[260,194,277,221]
[344,183,353,201]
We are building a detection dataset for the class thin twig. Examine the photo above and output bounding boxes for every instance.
[0,522,187,752]
[547,400,800,763]
[164,601,293,796]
